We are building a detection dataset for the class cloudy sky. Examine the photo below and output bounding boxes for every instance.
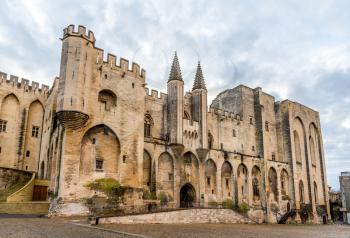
[0,0,349,189]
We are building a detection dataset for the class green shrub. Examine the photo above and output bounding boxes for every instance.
[222,199,235,209]
[142,189,157,200]
[158,192,169,205]
[142,189,151,199]
[238,202,249,214]
[85,178,125,197]
[208,200,218,208]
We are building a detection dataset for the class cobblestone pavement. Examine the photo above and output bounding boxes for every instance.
[100,223,350,238]
[0,216,141,238]
[1,216,350,238]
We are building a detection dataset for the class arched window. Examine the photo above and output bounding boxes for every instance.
[294,130,302,163]
[281,169,289,196]
[309,137,316,166]
[98,89,117,111]
[299,180,304,203]
[144,114,153,137]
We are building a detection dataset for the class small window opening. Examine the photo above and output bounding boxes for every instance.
[32,126,40,138]
[96,158,103,171]
[225,178,229,188]
[168,173,173,181]
[232,129,236,137]
[271,152,276,161]
[92,138,96,144]
[123,155,127,163]
[212,189,214,194]
[26,150,30,157]
[132,82,135,88]
[250,117,253,125]
[104,74,107,79]
[207,176,211,186]
[265,121,269,131]
[0,120,7,133]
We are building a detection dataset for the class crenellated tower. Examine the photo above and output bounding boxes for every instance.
[191,62,208,148]
[56,25,95,129]
[167,52,184,145]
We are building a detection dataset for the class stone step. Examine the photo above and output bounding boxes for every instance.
[99,208,256,224]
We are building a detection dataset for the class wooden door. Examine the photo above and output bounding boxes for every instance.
[33,185,48,201]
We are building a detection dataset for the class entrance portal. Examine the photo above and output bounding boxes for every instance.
[180,183,195,208]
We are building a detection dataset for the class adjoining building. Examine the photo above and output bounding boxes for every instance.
[340,172,350,224]
[328,186,343,223]
[0,25,330,223]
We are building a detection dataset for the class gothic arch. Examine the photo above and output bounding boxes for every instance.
[309,136,316,166]
[23,100,44,171]
[280,169,289,196]
[143,150,152,189]
[268,167,278,202]
[79,124,120,177]
[237,163,248,204]
[0,93,20,168]
[205,159,217,195]
[293,117,307,165]
[221,161,233,199]
[309,122,325,204]
[158,152,174,198]
[251,166,261,201]
[182,151,199,191]
[144,113,153,137]
[98,89,117,111]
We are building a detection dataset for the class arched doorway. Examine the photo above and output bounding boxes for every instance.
[180,183,196,208]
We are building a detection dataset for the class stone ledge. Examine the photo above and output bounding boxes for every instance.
[99,209,255,224]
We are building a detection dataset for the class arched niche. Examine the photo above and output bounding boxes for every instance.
[251,165,261,201]
[158,152,174,198]
[0,94,20,167]
[205,159,217,195]
[268,167,278,202]
[221,161,233,199]
[79,125,120,177]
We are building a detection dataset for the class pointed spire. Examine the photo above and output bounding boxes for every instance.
[168,51,183,82]
[192,61,207,91]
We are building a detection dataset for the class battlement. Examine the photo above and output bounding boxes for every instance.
[208,107,241,121]
[96,51,146,79]
[145,87,167,101]
[62,24,95,43]
[0,71,50,93]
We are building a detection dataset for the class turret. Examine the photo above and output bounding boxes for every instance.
[56,25,93,129]
[191,62,208,148]
[167,52,184,144]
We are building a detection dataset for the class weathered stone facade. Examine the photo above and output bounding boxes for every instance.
[0,25,330,223]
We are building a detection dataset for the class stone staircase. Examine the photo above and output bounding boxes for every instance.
[0,180,29,202]
[100,208,256,224]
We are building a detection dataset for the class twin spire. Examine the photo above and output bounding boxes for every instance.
[168,51,207,91]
